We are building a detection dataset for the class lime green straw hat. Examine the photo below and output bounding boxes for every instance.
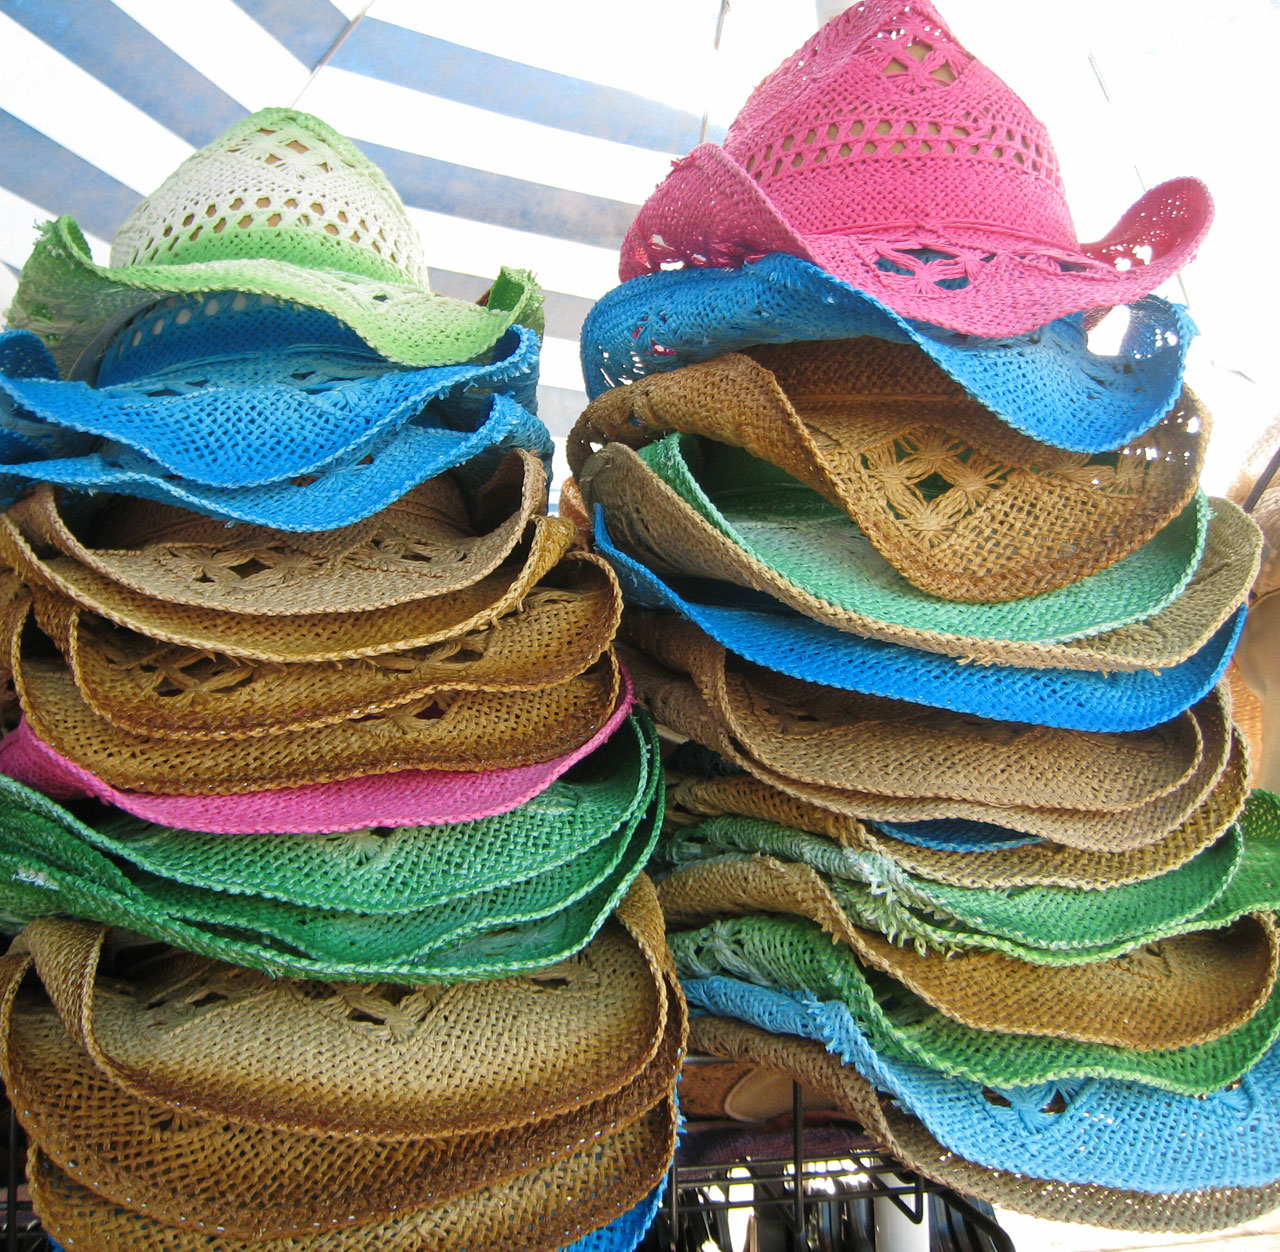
[6,109,542,378]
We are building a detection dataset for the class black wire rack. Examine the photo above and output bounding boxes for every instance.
[0,1085,1017,1252]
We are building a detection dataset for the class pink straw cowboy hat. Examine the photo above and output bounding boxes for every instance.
[619,0,1212,336]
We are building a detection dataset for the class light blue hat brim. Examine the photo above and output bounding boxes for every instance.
[560,1180,667,1252]
[684,977,1280,1193]
[0,321,540,489]
[581,254,1195,453]
[595,506,1244,733]
[0,392,552,531]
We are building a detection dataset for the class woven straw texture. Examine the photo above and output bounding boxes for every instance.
[689,1016,1280,1233]
[629,642,1233,848]
[7,109,543,379]
[673,914,1280,1094]
[618,1,1212,338]
[0,297,539,487]
[5,637,623,791]
[0,684,633,834]
[0,933,683,1238]
[26,1095,675,1252]
[4,712,655,913]
[572,342,1204,602]
[626,618,1201,812]
[657,852,1278,1051]
[7,448,547,615]
[667,733,1248,889]
[8,872,676,1138]
[582,442,1259,670]
[598,518,1241,732]
[0,734,661,982]
[15,550,619,739]
[685,973,1280,1192]
[660,811,1252,961]
[579,255,1195,455]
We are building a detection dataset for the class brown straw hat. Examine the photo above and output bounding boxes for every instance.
[628,642,1232,850]
[8,875,676,1140]
[13,551,620,740]
[27,1088,676,1252]
[5,639,623,792]
[0,937,684,1239]
[570,340,1204,602]
[581,442,1258,673]
[688,1016,1280,1234]
[626,616,1202,811]
[667,720,1248,891]
[656,845,1277,1052]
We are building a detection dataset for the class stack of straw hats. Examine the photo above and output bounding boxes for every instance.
[0,110,681,1249]
[567,0,1279,1233]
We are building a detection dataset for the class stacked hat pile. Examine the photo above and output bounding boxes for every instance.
[0,110,680,1249]
[567,0,1280,1234]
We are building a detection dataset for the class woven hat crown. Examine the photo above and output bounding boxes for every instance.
[109,109,428,286]
[725,0,1078,251]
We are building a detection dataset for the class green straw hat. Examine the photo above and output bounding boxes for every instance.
[659,790,1280,966]
[657,846,1279,1052]
[0,716,663,983]
[7,109,542,379]
[672,913,1280,1095]
[689,1016,1280,1234]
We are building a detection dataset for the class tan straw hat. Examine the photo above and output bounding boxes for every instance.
[626,617,1201,812]
[581,441,1257,673]
[0,932,683,1238]
[6,637,623,792]
[657,843,1277,1052]
[12,551,619,740]
[571,340,1204,602]
[629,641,1232,850]
[668,720,1247,891]
[688,1016,1280,1234]
[7,874,676,1140]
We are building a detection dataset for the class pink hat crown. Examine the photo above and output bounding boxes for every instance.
[723,0,1076,252]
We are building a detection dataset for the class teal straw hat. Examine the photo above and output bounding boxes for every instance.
[6,109,541,379]
[672,913,1280,1095]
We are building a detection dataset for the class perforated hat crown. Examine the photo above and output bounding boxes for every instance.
[621,0,1212,335]
[111,111,428,284]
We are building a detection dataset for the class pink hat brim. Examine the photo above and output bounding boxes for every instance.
[0,680,634,834]
[620,144,1213,337]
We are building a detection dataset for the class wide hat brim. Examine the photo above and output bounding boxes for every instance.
[580,444,1258,671]
[0,679,634,833]
[596,508,1243,732]
[0,932,683,1238]
[8,216,544,380]
[20,552,621,740]
[5,873,678,1139]
[620,143,1212,339]
[671,913,1280,1095]
[581,254,1195,454]
[657,852,1279,1052]
[689,1016,1280,1233]
[0,392,553,532]
[572,348,1205,601]
[0,322,540,490]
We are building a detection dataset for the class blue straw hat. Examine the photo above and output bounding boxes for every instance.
[683,976,1280,1193]
[580,254,1195,453]
[595,508,1244,733]
[0,297,551,530]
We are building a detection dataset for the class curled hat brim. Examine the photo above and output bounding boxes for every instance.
[8,216,544,380]
[619,143,1212,339]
